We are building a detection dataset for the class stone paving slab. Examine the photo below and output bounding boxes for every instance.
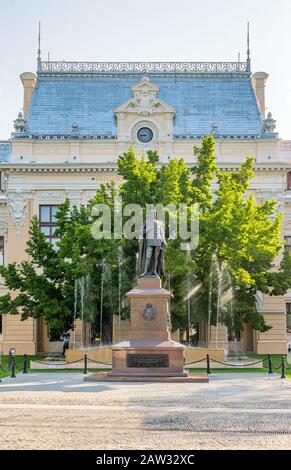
[0,373,290,449]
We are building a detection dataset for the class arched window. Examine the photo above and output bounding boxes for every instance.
[287,171,291,190]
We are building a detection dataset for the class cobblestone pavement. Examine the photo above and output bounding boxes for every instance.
[0,373,290,450]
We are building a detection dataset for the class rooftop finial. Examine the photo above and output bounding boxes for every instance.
[37,21,41,71]
[246,21,251,72]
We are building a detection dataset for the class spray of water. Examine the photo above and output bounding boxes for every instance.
[208,254,234,350]
[117,246,123,342]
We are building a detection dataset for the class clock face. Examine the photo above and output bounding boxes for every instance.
[137,127,153,143]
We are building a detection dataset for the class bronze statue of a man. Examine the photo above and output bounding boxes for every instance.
[138,216,166,278]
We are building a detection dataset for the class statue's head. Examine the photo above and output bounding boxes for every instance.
[147,208,157,220]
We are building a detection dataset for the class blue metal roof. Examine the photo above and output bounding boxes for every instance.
[0,143,11,162]
[26,74,263,137]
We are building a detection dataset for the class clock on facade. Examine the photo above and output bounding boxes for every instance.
[137,127,153,143]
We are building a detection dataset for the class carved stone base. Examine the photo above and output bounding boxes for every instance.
[110,277,188,379]
[110,340,187,377]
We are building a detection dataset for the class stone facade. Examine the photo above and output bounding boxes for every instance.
[0,60,290,355]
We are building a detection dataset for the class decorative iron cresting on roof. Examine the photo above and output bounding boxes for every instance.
[38,61,250,74]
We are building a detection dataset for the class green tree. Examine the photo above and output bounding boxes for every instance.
[1,135,290,338]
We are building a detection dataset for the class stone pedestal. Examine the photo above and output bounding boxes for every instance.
[108,276,188,378]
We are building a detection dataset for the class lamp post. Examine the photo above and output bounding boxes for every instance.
[9,348,16,379]
[9,348,16,378]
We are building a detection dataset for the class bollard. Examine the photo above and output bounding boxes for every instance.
[83,354,88,374]
[10,356,16,378]
[267,354,273,375]
[281,356,286,379]
[23,354,28,374]
[206,354,211,374]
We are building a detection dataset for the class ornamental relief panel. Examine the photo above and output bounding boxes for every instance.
[114,76,176,143]
[36,192,65,201]
[9,195,27,236]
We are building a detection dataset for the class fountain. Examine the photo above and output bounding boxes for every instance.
[207,254,235,351]
[84,216,208,382]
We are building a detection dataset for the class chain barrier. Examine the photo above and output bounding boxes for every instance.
[86,358,112,366]
[270,358,282,370]
[185,357,207,366]
[0,364,11,373]
[1,354,289,378]
[31,358,84,366]
[209,357,265,367]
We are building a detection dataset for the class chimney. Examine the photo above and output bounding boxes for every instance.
[20,72,37,120]
[252,71,269,119]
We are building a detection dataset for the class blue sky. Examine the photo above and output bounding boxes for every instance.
[0,0,290,139]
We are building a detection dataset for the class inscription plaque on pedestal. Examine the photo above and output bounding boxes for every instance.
[127,353,169,368]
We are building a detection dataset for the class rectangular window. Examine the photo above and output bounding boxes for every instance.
[286,303,291,332]
[284,237,291,255]
[0,236,4,266]
[39,205,60,246]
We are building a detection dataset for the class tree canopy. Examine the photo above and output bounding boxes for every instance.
[1,135,290,338]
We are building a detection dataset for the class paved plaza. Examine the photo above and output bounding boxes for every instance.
[0,372,290,450]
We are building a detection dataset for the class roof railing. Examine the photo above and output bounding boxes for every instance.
[38,61,250,74]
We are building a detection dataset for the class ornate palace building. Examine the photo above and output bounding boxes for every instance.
[0,53,291,355]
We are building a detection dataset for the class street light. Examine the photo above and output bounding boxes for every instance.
[8,348,16,369]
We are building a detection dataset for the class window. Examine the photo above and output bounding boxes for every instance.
[284,237,291,255]
[286,303,291,332]
[0,236,4,266]
[39,205,60,247]
[287,171,291,190]
[0,314,2,335]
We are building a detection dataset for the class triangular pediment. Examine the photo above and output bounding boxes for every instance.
[131,77,159,93]
[114,76,176,116]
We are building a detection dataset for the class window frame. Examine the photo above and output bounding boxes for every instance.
[39,204,60,245]
[0,235,4,267]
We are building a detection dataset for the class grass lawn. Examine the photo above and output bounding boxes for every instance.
[0,355,45,379]
[247,353,289,369]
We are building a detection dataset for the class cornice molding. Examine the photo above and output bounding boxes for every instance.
[0,163,118,173]
[1,161,291,173]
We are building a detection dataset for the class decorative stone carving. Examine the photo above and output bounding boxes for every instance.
[211,123,219,134]
[10,195,27,235]
[71,122,80,138]
[67,191,81,208]
[142,303,156,321]
[37,192,65,201]
[13,112,26,133]
[115,77,176,117]
[114,76,176,145]
[263,112,276,133]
